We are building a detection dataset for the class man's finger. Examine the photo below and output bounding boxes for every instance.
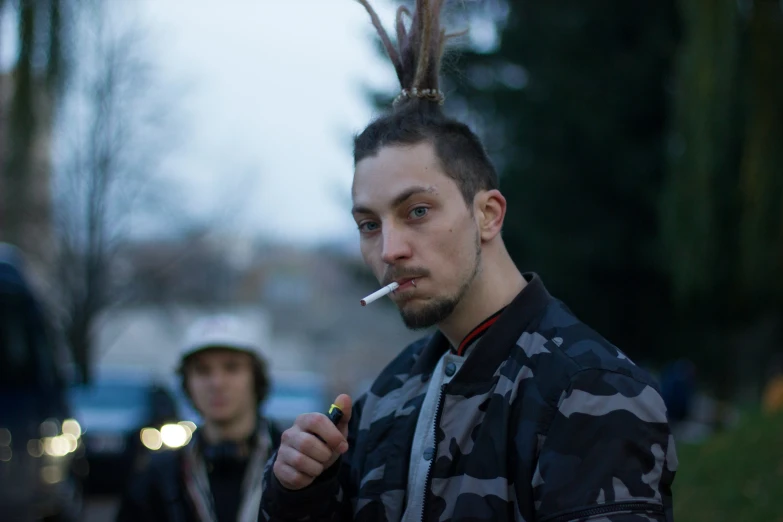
[277,445,325,478]
[273,460,313,491]
[298,413,345,452]
[289,431,333,463]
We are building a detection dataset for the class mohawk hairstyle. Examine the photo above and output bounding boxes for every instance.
[353,0,499,205]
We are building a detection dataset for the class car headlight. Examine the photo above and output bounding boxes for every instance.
[139,428,163,451]
[62,419,82,439]
[43,436,72,457]
[159,424,189,449]
[140,421,195,451]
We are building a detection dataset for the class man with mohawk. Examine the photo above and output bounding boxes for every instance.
[261,1,677,521]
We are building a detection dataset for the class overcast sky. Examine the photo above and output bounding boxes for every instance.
[133,0,402,245]
[2,1,498,246]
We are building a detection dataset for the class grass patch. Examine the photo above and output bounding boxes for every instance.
[673,409,783,521]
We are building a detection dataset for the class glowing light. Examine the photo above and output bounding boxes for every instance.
[41,465,63,484]
[0,446,11,462]
[43,436,70,457]
[178,420,197,434]
[140,428,162,451]
[0,428,11,446]
[27,440,44,458]
[62,419,82,439]
[160,424,189,448]
[177,421,196,445]
[62,433,78,453]
[40,420,59,438]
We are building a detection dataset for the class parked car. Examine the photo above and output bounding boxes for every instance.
[0,243,83,522]
[68,369,180,494]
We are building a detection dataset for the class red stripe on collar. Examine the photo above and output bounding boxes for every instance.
[455,307,506,356]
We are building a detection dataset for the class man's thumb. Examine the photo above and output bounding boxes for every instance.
[332,393,353,431]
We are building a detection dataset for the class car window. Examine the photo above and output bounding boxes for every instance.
[69,383,149,410]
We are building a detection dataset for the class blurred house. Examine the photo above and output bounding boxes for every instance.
[253,242,425,398]
[96,236,423,399]
[93,304,279,377]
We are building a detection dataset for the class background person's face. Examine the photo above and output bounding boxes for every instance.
[185,349,256,424]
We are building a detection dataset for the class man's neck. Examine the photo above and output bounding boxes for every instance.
[202,407,257,445]
[438,249,526,348]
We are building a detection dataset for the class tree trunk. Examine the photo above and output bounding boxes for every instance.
[738,1,783,304]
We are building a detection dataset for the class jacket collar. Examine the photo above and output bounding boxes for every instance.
[411,272,552,385]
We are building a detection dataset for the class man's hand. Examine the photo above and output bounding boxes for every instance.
[273,394,353,490]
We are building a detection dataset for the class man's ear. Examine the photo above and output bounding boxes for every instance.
[474,189,506,241]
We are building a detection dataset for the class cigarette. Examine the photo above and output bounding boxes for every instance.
[360,282,399,306]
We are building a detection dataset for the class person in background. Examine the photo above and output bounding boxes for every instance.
[117,314,281,522]
[659,358,697,424]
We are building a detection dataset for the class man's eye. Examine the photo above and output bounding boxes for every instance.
[410,207,428,219]
[359,221,379,232]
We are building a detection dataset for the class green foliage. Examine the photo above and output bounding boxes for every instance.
[661,0,783,315]
[442,0,681,362]
[673,410,783,521]
[736,4,783,306]
[366,0,783,388]
[660,0,744,309]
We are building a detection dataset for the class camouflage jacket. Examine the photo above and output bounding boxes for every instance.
[261,274,677,522]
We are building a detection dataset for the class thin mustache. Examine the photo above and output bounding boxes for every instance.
[382,269,429,287]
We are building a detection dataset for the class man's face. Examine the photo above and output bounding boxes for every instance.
[352,141,482,329]
[184,349,256,424]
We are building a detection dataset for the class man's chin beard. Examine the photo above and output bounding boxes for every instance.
[399,297,459,330]
[399,230,482,331]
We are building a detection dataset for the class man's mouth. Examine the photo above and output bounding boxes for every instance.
[393,278,419,292]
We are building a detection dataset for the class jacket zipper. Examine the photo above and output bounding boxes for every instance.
[420,384,446,522]
[540,501,665,522]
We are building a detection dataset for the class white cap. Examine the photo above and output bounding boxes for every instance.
[179,314,265,362]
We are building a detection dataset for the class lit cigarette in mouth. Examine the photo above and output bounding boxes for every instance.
[360,282,399,306]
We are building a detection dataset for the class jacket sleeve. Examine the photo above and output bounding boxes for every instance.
[532,369,678,522]
[259,399,363,522]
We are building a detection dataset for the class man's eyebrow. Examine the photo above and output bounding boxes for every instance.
[351,186,435,215]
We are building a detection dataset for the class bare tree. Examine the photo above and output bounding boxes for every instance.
[52,1,177,384]
[0,0,71,278]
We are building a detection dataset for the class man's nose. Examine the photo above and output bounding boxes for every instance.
[208,370,227,387]
[381,226,412,265]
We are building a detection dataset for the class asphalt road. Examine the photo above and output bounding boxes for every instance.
[82,496,118,522]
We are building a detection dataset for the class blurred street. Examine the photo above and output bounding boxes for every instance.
[83,497,118,522]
